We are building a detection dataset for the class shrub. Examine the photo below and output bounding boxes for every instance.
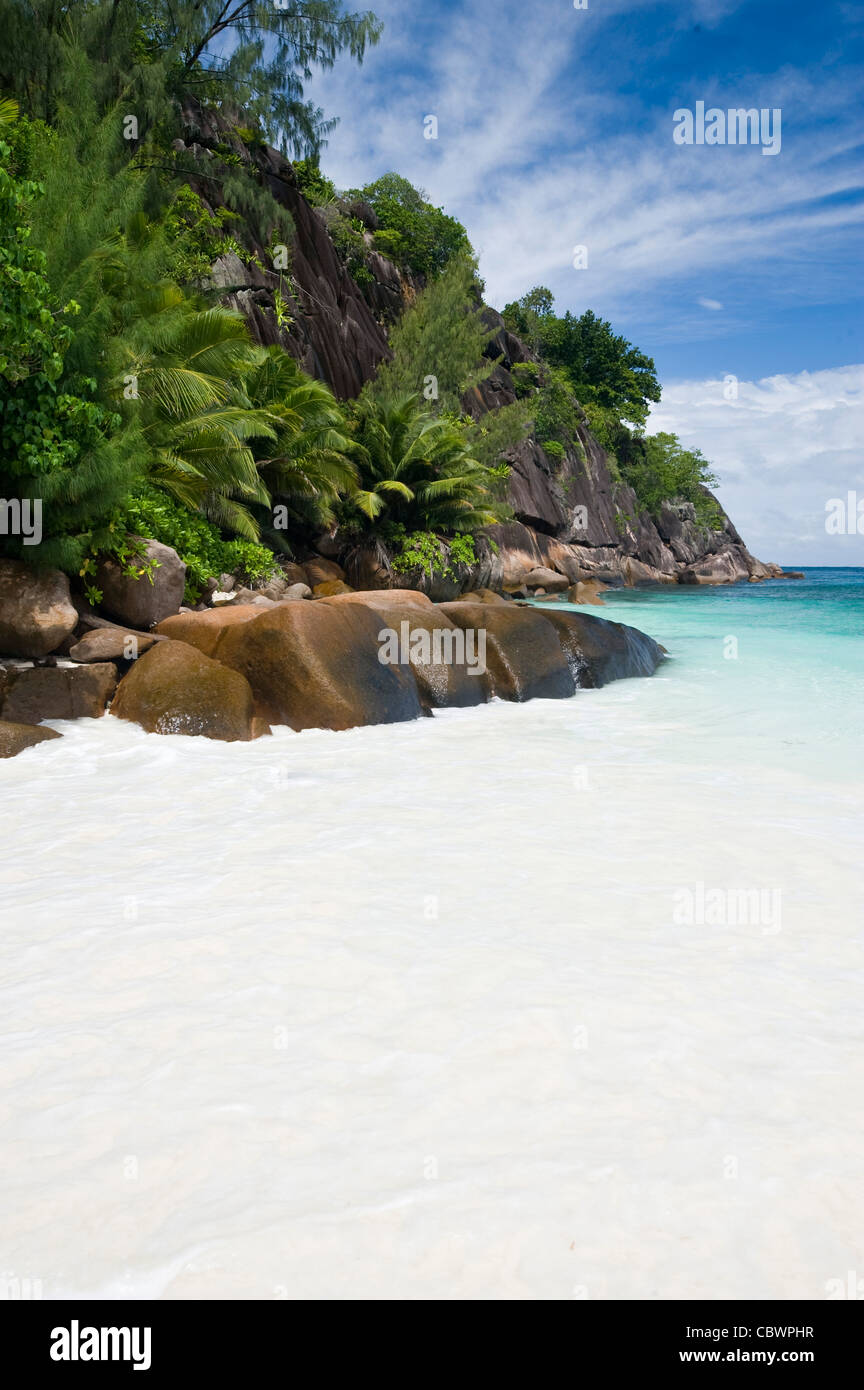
[122,487,277,601]
[354,173,472,280]
[292,159,338,206]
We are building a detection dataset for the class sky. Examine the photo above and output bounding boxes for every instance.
[305,0,864,564]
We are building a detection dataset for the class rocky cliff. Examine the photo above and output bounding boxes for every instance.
[177,104,781,592]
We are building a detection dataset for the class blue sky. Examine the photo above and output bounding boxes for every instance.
[305,0,864,562]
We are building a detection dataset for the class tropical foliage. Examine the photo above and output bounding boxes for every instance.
[344,394,508,537]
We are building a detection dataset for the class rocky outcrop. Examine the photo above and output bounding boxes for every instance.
[0,561,78,657]
[321,588,436,611]
[97,540,186,629]
[178,102,394,399]
[169,106,784,597]
[111,640,260,740]
[439,602,575,702]
[0,660,117,723]
[212,601,422,731]
[0,720,63,758]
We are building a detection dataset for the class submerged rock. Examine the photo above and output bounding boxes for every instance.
[438,602,575,702]
[111,640,260,741]
[0,720,62,758]
[0,561,78,658]
[566,580,607,606]
[213,600,421,731]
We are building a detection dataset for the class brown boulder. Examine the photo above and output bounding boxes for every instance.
[68,628,158,663]
[330,601,487,710]
[438,603,575,702]
[0,661,117,722]
[458,589,509,605]
[303,557,345,587]
[212,601,421,731]
[156,606,271,658]
[312,579,354,597]
[0,720,63,758]
[566,580,607,606]
[279,562,310,587]
[0,561,78,657]
[678,549,750,585]
[322,588,434,611]
[111,640,259,740]
[533,609,664,687]
[522,566,570,593]
[96,539,186,628]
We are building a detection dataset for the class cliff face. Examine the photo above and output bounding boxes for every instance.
[177,106,778,589]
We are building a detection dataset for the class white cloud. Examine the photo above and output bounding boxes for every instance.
[647,365,864,563]
[305,0,863,322]
[698,298,724,310]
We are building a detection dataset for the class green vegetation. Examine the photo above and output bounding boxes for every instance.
[1,6,725,604]
[343,393,508,538]
[350,174,472,280]
[0,0,382,158]
[123,488,277,602]
[0,101,136,570]
[502,289,660,428]
[503,288,722,526]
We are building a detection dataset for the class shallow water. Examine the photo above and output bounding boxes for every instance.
[1,570,862,1299]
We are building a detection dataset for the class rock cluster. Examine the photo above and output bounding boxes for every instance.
[0,552,667,753]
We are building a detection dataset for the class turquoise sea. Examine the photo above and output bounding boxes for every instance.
[577,568,864,784]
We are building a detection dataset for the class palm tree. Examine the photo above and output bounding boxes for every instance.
[114,288,277,539]
[242,347,358,544]
[349,393,506,534]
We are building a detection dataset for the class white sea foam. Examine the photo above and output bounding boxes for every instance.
[1,584,862,1299]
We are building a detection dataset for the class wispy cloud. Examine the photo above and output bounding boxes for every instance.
[308,0,863,328]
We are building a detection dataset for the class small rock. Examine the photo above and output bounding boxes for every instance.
[0,662,117,722]
[68,629,158,663]
[312,580,353,597]
[228,588,277,607]
[281,583,312,601]
[0,720,63,758]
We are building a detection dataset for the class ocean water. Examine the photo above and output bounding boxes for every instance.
[1,569,862,1300]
